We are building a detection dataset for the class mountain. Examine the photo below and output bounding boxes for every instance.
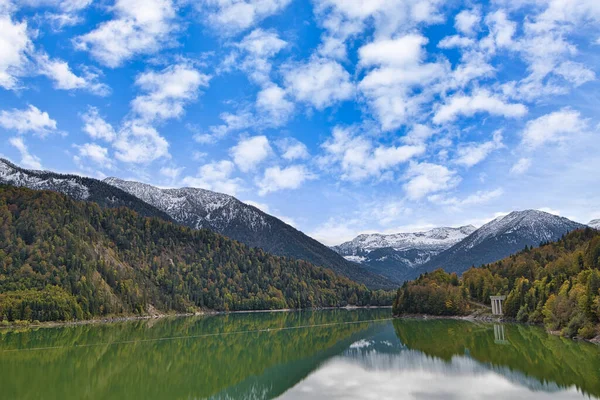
[589,219,600,230]
[0,186,393,323]
[103,178,394,289]
[332,226,476,281]
[408,210,586,280]
[0,158,172,222]
[393,228,600,339]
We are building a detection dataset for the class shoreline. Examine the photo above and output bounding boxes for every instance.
[0,305,392,331]
[393,313,600,345]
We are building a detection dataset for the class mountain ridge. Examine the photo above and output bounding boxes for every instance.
[103,177,395,289]
[331,226,477,282]
[407,209,586,281]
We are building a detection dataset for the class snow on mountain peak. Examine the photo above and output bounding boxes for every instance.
[589,219,600,229]
[335,225,477,254]
[104,177,269,231]
[0,158,90,200]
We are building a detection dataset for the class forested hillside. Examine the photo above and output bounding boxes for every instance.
[393,228,600,339]
[0,186,392,323]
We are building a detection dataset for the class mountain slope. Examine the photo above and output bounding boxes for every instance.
[589,219,600,230]
[408,210,586,280]
[0,158,172,222]
[332,226,476,281]
[0,186,393,322]
[104,178,395,289]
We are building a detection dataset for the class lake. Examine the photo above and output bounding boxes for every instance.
[0,309,599,399]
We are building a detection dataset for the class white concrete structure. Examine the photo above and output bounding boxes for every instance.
[490,295,506,316]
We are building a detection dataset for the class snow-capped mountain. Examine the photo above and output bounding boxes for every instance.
[589,219,600,230]
[0,158,172,221]
[409,210,586,281]
[332,226,476,281]
[104,178,394,289]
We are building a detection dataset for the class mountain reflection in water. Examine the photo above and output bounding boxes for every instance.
[0,310,598,400]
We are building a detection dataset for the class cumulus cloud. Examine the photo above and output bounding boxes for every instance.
[74,143,113,167]
[256,84,294,126]
[81,107,116,142]
[455,8,481,36]
[521,108,587,148]
[283,58,354,110]
[0,105,57,136]
[358,34,447,131]
[230,135,272,172]
[8,136,42,169]
[182,160,242,196]
[36,53,109,95]
[131,64,210,122]
[0,6,33,89]
[454,130,504,167]
[321,126,425,181]
[403,162,460,200]
[433,90,527,124]
[277,138,309,161]
[74,0,178,67]
[113,121,169,163]
[198,0,291,34]
[235,28,287,85]
[256,165,314,195]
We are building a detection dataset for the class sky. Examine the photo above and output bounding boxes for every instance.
[1,0,600,246]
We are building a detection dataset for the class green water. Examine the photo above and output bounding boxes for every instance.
[0,310,599,399]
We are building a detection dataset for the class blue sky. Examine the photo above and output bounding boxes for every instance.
[1,0,600,245]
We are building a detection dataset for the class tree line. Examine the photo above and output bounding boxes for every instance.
[393,228,600,338]
[0,186,393,323]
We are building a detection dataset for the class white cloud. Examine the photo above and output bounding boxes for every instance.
[454,130,504,167]
[429,188,504,208]
[132,64,210,122]
[555,61,596,87]
[321,126,425,181]
[113,121,169,163]
[182,160,242,196]
[313,0,445,61]
[8,136,42,169]
[359,35,427,67]
[235,28,287,85]
[284,58,354,110]
[159,166,183,180]
[521,108,587,148]
[256,84,294,126]
[438,35,476,49]
[277,138,309,161]
[74,0,178,67]
[199,0,292,34]
[256,164,315,195]
[230,135,272,172]
[455,8,480,36]
[358,34,447,131]
[0,105,57,136]
[510,157,531,174]
[36,53,109,95]
[433,90,527,124]
[0,7,33,89]
[196,109,254,144]
[81,107,116,142]
[74,143,113,167]
[403,162,460,200]
[403,124,436,145]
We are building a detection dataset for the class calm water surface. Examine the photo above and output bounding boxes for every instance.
[0,309,599,400]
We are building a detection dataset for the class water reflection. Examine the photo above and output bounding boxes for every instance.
[0,311,598,400]
[282,319,600,400]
